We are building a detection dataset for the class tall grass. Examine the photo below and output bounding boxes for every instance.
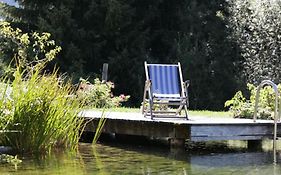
[0,66,84,154]
[92,110,107,144]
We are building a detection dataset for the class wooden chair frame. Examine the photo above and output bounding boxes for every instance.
[142,62,189,119]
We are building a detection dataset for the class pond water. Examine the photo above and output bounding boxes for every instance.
[0,140,281,175]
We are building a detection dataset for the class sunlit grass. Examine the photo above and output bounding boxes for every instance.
[89,107,140,113]
[188,110,231,118]
[89,107,231,118]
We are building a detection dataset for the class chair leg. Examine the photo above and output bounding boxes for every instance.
[176,104,184,115]
[142,81,151,118]
[176,99,188,120]
[184,104,188,120]
[147,82,154,119]
[149,99,153,119]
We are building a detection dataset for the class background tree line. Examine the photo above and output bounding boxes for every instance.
[0,0,279,110]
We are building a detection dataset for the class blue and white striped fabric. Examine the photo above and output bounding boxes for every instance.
[148,64,181,98]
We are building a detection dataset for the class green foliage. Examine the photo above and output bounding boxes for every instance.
[0,21,61,75]
[224,91,246,117]
[1,0,243,110]
[225,83,280,119]
[0,67,84,154]
[92,110,106,144]
[228,0,281,84]
[0,154,22,167]
[77,78,129,108]
[141,100,169,113]
[0,23,84,154]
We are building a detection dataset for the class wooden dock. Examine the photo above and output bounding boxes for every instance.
[80,110,281,146]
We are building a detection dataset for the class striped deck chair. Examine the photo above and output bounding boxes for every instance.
[142,62,190,119]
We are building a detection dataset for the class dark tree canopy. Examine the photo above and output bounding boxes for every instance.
[0,0,243,110]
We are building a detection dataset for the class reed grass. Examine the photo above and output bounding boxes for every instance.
[0,66,84,154]
[92,110,106,144]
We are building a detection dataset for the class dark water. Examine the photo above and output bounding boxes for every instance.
[0,141,281,175]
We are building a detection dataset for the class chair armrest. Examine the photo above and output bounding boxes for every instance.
[145,80,151,89]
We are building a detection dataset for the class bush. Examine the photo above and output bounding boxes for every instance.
[225,83,280,119]
[77,78,130,108]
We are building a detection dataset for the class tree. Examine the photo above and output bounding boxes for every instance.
[176,0,243,109]
[228,0,281,84]
[0,0,243,110]
[0,21,61,76]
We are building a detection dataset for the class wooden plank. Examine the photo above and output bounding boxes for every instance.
[80,110,281,142]
[191,135,271,141]
[83,118,190,139]
[191,125,273,136]
[80,110,278,124]
[190,124,278,141]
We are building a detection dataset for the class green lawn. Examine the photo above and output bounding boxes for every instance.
[92,107,231,118]
[188,110,231,118]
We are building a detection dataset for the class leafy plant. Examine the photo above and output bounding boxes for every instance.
[77,78,130,108]
[225,83,280,119]
[0,21,61,75]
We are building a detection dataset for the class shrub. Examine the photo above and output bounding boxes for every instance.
[77,78,130,108]
[225,83,280,119]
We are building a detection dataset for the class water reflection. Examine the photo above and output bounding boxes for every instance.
[0,141,280,174]
[82,143,191,175]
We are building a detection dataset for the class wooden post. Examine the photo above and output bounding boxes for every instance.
[169,138,185,148]
[102,63,108,82]
[247,140,262,151]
